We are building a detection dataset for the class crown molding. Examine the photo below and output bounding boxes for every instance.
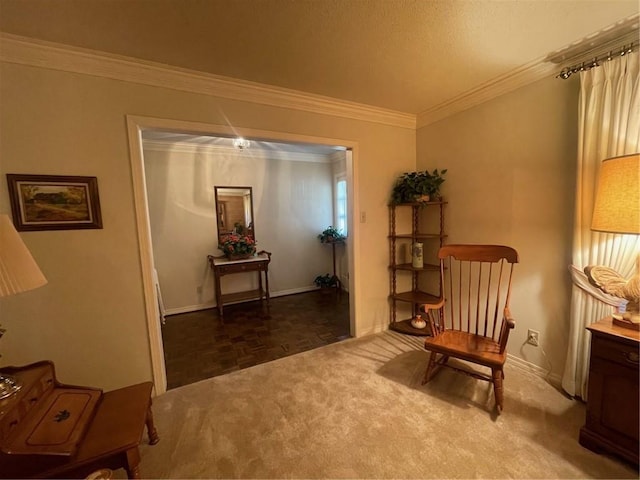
[417,14,640,128]
[142,139,333,163]
[3,20,637,133]
[0,33,416,130]
[417,58,558,128]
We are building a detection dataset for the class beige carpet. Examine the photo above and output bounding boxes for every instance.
[138,331,637,479]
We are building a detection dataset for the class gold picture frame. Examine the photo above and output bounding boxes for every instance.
[7,174,103,231]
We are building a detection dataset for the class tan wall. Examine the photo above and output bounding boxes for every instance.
[0,62,415,390]
[416,75,580,380]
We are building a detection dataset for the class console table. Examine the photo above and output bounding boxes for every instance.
[0,361,159,479]
[207,250,271,323]
[579,317,639,466]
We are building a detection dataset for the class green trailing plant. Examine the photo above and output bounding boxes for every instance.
[390,169,447,204]
[318,226,346,243]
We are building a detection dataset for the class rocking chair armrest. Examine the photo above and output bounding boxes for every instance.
[498,307,515,353]
[421,297,445,311]
[503,307,515,329]
[421,298,445,337]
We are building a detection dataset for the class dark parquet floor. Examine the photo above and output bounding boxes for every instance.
[161,290,351,390]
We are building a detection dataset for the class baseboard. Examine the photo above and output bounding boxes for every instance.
[164,286,320,316]
[165,303,215,316]
[272,286,319,297]
[357,323,390,338]
[507,354,562,388]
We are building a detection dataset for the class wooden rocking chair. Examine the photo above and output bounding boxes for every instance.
[421,245,518,411]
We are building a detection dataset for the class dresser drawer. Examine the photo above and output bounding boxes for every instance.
[592,335,640,369]
[218,263,254,274]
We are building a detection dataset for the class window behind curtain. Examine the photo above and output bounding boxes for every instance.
[335,175,347,236]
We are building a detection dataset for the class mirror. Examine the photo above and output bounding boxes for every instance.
[214,186,255,243]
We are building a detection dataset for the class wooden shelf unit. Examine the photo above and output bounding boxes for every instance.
[388,201,446,336]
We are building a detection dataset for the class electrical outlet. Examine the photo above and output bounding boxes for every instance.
[526,329,539,347]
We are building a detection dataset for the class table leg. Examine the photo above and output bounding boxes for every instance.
[146,402,160,445]
[258,268,264,311]
[264,267,270,316]
[125,447,141,479]
[215,271,224,324]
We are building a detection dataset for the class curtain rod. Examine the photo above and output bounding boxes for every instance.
[545,14,638,80]
[556,42,637,79]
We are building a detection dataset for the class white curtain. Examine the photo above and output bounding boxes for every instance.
[562,51,640,399]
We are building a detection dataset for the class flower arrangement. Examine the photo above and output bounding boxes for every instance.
[220,233,256,259]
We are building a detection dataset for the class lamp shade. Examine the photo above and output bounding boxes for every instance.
[0,214,47,297]
[591,153,640,235]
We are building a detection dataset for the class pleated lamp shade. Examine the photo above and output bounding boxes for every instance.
[591,153,640,235]
[0,214,47,297]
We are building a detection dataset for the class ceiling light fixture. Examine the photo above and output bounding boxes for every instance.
[232,138,251,150]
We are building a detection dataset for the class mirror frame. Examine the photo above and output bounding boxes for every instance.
[214,186,255,244]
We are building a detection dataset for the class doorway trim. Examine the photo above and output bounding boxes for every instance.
[126,115,361,395]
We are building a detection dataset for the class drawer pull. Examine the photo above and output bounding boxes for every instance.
[623,351,639,363]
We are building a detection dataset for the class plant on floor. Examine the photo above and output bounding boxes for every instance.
[390,168,447,204]
[314,273,338,288]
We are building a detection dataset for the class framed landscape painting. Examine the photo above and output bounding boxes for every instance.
[7,174,103,231]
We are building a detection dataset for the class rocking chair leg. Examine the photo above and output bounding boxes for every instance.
[422,352,438,385]
[492,368,504,411]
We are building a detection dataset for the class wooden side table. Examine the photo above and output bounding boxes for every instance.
[208,251,271,323]
[0,364,159,479]
[579,317,639,466]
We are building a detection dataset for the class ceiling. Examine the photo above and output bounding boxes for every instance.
[0,0,638,115]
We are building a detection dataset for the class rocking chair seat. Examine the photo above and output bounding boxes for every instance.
[424,330,506,369]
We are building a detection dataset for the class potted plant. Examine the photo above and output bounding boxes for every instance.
[318,226,346,244]
[314,273,339,289]
[315,226,344,293]
[390,169,447,204]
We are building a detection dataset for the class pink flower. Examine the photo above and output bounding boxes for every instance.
[220,233,257,256]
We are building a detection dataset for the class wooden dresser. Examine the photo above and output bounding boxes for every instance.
[579,317,639,466]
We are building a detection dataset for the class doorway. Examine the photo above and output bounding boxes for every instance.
[126,116,359,394]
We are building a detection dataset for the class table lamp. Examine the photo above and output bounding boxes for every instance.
[584,153,640,328]
[0,214,47,399]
